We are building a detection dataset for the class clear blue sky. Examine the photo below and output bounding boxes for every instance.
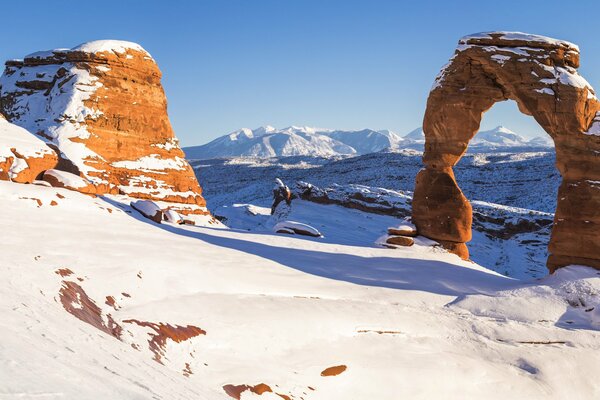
[1,0,599,146]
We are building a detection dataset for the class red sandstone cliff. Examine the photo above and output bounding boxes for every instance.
[0,40,206,215]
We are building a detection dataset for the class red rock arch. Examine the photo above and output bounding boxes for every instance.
[412,32,600,272]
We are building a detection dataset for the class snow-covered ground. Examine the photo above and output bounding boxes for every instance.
[3,180,600,399]
[192,151,558,214]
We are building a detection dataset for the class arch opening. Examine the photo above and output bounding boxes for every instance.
[411,32,600,273]
[453,100,558,277]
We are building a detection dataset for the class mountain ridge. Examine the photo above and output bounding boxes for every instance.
[184,125,553,159]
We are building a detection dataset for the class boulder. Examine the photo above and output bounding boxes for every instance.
[42,169,96,194]
[412,31,600,271]
[163,209,183,224]
[130,200,163,223]
[275,228,295,235]
[0,40,207,216]
[272,221,322,237]
[385,235,415,247]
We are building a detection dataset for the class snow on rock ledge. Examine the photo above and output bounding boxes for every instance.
[0,116,57,182]
[273,221,322,237]
[0,40,207,215]
[130,200,163,223]
[42,169,95,194]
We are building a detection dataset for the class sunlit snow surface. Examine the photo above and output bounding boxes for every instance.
[2,180,600,399]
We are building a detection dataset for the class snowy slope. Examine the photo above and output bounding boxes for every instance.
[192,151,559,214]
[194,151,559,279]
[4,180,600,399]
[185,125,552,159]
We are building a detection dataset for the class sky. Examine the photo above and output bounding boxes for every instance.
[1,0,599,146]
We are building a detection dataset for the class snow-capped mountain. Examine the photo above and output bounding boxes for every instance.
[470,125,552,149]
[184,126,407,159]
[184,126,357,159]
[325,128,404,154]
[185,125,552,160]
[402,127,425,143]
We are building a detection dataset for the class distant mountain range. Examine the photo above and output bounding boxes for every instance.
[183,125,553,159]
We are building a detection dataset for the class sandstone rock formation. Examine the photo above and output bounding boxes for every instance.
[0,40,207,215]
[412,32,600,270]
[388,223,418,237]
[42,169,96,195]
[130,199,163,223]
[0,115,57,182]
[385,235,414,247]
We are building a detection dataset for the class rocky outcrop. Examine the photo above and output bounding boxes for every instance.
[130,199,163,223]
[0,115,58,182]
[42,169,96,194]
[385,235,414,247]
[0,40,207,215]
[296,181,413,218]
[412,32,600,269]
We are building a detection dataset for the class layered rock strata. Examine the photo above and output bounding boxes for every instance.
[412,31,600,270]
[0,40,206,215]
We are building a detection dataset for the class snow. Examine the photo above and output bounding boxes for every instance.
[3,180,600,398]
[111,154,188,172]
[0,60,105,180]
[163,208,183,224]
[584,112,600,136]
[389,222,417,232]
[273,220,322,237]
[0,118,52,159]
[21,39,152,61]
[43,169,89,189]
[535,87,555,95]
[0,118,55,178]
[72,40,151,58]
[491,54,511,64]
[555,66,596,93]
[24,48,69,59]
[460,31,579,51]
[130,199,162,220]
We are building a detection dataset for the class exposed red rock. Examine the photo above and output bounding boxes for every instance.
[0,41,207,215]
[59,280,122,339]
[320,365,347,376]
[42,169,96,195]
[105,296,119,310]
[55,268,74,277]
[412,32,600,270]
[223,384,253,400]
[19,196,42,207]
[130,199,163,223]
[182,362,193,377]
[385,235,415,247]
[122,319,206,364]
[222,383,290,400]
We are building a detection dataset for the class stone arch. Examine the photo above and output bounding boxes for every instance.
[412,32,600,272]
